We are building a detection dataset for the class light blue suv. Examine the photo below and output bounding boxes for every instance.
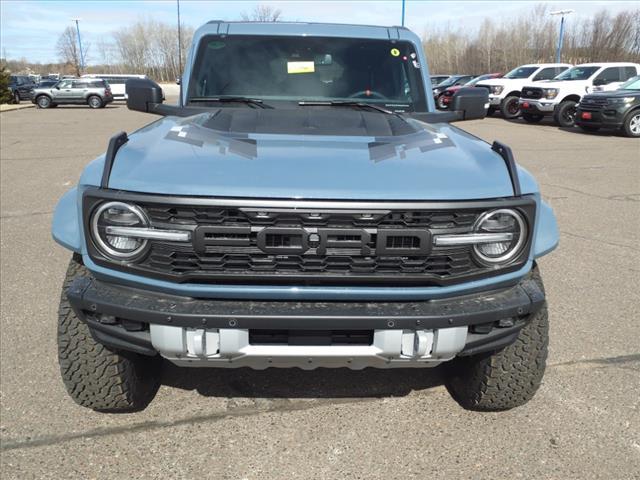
[52,21,558,412]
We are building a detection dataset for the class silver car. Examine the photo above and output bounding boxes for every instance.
[31,78,114,109]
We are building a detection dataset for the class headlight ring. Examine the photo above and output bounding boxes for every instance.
[91,201,150,260]
[472,208,527,266]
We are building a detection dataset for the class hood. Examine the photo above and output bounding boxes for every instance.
[105,108,515,200]
[583,89,640,99]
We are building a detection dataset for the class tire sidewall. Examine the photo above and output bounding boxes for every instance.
[554,101,577,128]
[36,95,51,108]
[623,110,640,138]
[501,95,520,119]
[88,96,103,109]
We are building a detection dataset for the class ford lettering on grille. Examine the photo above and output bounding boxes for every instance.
[194,226,432,256]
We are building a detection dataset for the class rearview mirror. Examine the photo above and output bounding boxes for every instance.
[592,78,606,86]
[126,78,164,113]
[451,87,488,121]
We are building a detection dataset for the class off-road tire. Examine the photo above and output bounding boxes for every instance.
[36,95,51,108]
[622,110,640,138]
[500,95,521,119]
[522,113,544,123]
[87,95,103,109]
[58,257,160,412]
[445,266,548,411]
[553,100,578,128]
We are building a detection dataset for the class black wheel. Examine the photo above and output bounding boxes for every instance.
[500,95,521,119]
[622,110,640,138]
[553,100,578,128]
[436,94,448,110]
[522,113,544,123]
[445,266,548,411]
[13,91,20,104]
[36,95,51,109]
[87,95,103,109]
[578,125,600,133]
[58,257,161,412]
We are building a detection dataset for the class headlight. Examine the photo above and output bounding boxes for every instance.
[608,97,636,105]
[543,88,559,99]
[472,209,527,265]
[91,201,149,260]
[490,85,504,95]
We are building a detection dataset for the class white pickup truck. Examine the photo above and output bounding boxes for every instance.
[476,63,571,118]
[519,62,640,127]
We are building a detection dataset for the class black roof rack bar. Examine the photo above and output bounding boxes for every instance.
[491,140,522,197]
[101,131,129,189]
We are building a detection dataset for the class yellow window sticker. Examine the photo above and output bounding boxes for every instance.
[390,48,400,57]
[287,61,315,74]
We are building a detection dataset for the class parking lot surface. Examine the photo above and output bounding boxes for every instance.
[1,103,639,479]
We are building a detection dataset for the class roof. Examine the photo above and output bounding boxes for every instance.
[192,21,422,44]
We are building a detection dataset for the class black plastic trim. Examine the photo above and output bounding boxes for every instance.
[100,131,129,188]
[66,273,545,332]
[491,141,521,197]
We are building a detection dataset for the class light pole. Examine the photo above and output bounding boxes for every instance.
[176,0,183,106]
[550,9,574,63]
[401,0,406,26]
[71,18,85,73]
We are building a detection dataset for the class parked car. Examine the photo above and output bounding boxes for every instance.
[35,79,58,88]
[82,74,148,100]
[476,63,571,118]
[51,21,558,413]
[432,74,476,99]
[8,75,37,103]
[519,62,640,127]
[430,74,451,86]
[437,73,502,109]
[31,78,113,109]
[575,75,640,137]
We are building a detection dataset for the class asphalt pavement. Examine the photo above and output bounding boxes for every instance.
[1,102,639,479]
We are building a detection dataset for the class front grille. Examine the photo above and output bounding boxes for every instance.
[521,88,543,100]
[84,192,535,287]
[579,96,608,111]
[133,204,487,285]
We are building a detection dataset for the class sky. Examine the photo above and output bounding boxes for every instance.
[0,0,636,64]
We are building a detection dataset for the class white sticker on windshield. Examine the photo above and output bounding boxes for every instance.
[287,61,315,74]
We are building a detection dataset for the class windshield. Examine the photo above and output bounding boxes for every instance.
[504,67,538,79]
[466,74,493,86]
[435,76,465,88]
[620,76,640,90]
[188,35,427,112]
[555,66,600,81]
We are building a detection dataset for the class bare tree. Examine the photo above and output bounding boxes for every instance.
[56,26,89,76]
[241,4,282,22]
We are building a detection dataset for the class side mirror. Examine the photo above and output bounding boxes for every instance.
[593,78,607,86]
[126,78,164,113]
[450,87,488,121]
[55,86,60,90]
[176,77,181,85]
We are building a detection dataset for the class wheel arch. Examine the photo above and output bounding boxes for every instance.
[559,94,581,104]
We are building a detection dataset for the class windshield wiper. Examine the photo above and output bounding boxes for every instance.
[189,96,270,109]
[299,100,394,114]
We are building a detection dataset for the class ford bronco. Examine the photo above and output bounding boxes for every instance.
[52,21,559,412]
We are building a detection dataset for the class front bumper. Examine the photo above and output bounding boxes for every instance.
[575,106,626,128]
[67,271,545,369]
[488,94,502,106]
[518,99,556,115]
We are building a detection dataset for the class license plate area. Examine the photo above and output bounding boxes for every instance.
[249,329,374,346]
